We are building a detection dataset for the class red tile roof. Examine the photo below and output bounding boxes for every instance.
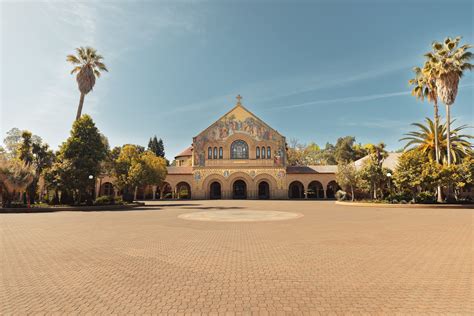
[286,165,337,174]
[166,166,193,175]
[175,146,193,158]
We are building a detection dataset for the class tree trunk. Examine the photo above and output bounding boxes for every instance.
[445,103,451,166]
[75,93,85,121]
[373,182,377,199]
[134,187,138,201]
[351,186,354,202]
[433,102,443,203]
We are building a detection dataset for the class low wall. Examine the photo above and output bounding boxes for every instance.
[0,203,145,213]
[336,201,474,209]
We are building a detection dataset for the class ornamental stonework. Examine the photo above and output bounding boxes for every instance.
[193,168,286,190]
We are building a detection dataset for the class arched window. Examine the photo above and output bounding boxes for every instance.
[267,147,271,159]
[256,147,260,159]
[213,147,218,159]
[230,140,249,159]
[219,147,223,159]
[208,147,212,159]
[261,146,266,159]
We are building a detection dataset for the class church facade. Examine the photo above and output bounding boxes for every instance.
[98,96,340,200]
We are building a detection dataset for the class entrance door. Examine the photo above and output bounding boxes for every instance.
[210,182,222,199]
[232,180,247,199]
[258,181,270,199]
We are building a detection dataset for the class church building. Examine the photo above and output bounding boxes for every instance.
[99,96,340,200]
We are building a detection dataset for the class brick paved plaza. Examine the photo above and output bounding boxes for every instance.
[1,200,472,315]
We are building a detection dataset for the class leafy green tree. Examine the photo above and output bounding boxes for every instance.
[56,115,108,204]
[67,47,108,120]
[336,162,359,201]
[334,136,356,163]
[393,150,440,201]
[359,143,389,199]
[113,145,167,201]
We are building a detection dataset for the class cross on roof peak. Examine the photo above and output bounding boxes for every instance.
[236,94,242,105]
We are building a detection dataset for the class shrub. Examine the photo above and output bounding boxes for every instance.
[416,191,436,204]
[335,190,348,201]
[94,195,124,206]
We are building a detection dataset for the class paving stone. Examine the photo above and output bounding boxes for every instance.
[0,200,472,314]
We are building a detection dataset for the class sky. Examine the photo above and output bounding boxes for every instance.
[1,0,473,160]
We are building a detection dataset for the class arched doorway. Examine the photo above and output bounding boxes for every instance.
[176,182,191,199]
[210,181,222,199]
[161,182,172,199]
[326,181,341,199]
[307,181,324,199]
[289,181,304,199]
[232,180,247,199]
[101,182,114,196]
[258,181,270,199]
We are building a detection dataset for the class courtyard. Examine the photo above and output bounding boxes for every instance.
[1,200,472,314]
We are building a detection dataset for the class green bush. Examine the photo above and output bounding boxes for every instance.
[416,191,436,204]
[94,195,124,206]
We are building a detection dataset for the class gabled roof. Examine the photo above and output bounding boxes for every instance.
[194,98,284,139]
[175,146,193,158]
[354,152,402,170]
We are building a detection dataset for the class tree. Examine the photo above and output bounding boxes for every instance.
[67,47,108,121]
[56,115,108,204]
[0,158,35,207]
[359,143,389,199]
[424,37,472,165]
[113,145,167,201]
[334,136,356,163]
[400,117,472,164]
[148,136,165,157]
[336,162,359,201]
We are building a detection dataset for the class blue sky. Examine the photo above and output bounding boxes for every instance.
[1,0,473,159]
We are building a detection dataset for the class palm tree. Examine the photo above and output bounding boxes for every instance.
[409,62,443,202]
[401,117,473,165]
[0,158,35,207]
[67,47,108,121]
[424,37,472,165]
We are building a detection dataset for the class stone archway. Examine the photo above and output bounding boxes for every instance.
[232,180,247,199]
[176,182,191,199]
[326,181,341,199]
[210,181,222,199]
[257,181,270,199]
[100,182,114,196]
[289,181,304,199]
[308,181,324,199]
[161,182,173,199]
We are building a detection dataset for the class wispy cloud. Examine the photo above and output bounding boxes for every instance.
[271,82,474,111]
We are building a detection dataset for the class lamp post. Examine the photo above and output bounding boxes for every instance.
[387,172,392,191]
[89,175,94,203]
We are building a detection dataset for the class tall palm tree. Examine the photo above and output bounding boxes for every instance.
[401,117,473,165]
[67,47,108,121]
[424,37,472,165]
[409,62,443,202]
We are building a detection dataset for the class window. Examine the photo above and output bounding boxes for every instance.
[213,147,218,159]
[256,147,260,159]
[261,146,265,159]
[208,147,212,159]
[267,147,271,159]
[230,140,249,159]
[219,147,223,159]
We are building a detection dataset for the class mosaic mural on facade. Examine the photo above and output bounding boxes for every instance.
[193,105,286,166]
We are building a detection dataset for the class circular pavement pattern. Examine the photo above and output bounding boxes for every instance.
[178,210,303,222]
